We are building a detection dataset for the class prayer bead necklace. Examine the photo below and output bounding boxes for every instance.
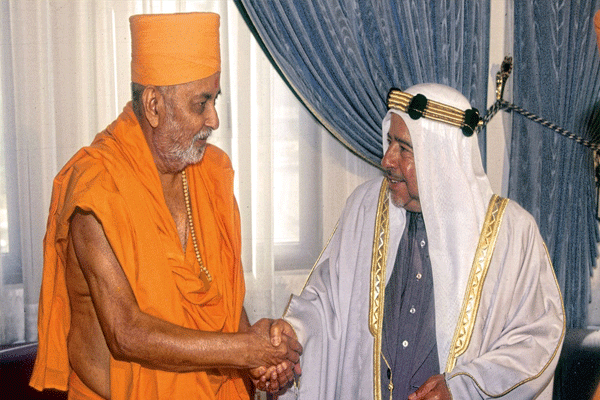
[181,169,213,282]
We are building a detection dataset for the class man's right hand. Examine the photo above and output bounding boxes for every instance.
[244,318,301,367]
[248,319,302,393]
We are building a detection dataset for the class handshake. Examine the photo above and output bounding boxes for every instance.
[244,318,302,394]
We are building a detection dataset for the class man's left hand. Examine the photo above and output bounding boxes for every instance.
[408,374,451,400]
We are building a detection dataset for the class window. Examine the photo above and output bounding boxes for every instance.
[272,77,322,271]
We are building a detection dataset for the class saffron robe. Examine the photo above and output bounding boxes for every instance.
[30,103,249,400]
[282,178,564,400]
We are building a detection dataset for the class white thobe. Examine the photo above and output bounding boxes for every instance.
[282,177,564,400]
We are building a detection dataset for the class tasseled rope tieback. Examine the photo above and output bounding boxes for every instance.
[181,169,212,282]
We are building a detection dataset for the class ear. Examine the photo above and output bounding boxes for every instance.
[141,86,161,128]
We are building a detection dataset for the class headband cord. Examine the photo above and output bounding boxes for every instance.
[387,88,482,137]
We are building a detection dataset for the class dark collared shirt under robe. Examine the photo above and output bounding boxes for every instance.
[381,211,439,400]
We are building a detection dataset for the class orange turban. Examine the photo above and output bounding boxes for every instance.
[130,12,220,86]
[596,10,600,55]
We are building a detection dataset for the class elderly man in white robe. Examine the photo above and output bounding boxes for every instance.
[277,83,565,400]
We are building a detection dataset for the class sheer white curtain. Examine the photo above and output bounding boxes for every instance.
[0,0,378,345]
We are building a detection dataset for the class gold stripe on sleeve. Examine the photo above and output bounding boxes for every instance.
[445,194,509,372]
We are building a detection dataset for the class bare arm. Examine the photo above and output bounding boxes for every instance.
[70,210,300,372]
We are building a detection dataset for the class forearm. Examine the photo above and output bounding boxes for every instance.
[445,293,563,398]
[70,212,289,373]
[445,217,565,398]
[107,309,286,373]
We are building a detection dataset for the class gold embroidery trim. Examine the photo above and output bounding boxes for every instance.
[446,243,566,397]
[369,179,390,400]
[445,194,509,372]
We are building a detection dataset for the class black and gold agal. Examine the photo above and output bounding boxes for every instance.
[387,88,482,137]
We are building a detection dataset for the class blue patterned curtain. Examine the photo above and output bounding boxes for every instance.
[235,0,490,166]
[510,2,600,328]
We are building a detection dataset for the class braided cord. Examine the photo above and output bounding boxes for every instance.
[478,100,600,152]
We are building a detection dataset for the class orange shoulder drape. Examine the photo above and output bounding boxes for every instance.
[30,104,248,400]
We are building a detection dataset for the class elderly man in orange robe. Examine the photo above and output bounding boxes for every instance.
[29,12,300,400]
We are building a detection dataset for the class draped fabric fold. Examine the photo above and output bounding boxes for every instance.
[235,0,490,166]
[510,1,600,328]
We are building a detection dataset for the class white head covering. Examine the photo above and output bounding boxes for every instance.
[382,83,494,370]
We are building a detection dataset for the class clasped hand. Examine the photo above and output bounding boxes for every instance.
[247,318,302,394]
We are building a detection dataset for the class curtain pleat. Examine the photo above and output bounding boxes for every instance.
[235,0,490,166]
[510,1,600,328]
